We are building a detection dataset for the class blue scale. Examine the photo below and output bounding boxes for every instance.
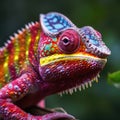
[40,12,75,35]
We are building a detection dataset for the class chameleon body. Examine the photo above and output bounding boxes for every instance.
[0,12,111,120]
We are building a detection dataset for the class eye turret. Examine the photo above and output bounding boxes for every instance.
[58,29,80,54]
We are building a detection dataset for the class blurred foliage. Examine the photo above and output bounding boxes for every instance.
[0,0,120,120]
[108,71,120,88]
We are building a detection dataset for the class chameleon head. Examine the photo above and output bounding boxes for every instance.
[38,12,111,94]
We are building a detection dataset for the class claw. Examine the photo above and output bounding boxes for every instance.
[51,107,67,114]
[26,106,76,120]
[41,112,76,120]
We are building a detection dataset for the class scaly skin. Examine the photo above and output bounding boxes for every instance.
[0,12,111,120]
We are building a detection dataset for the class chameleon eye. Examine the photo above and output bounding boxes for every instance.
[58,29,80,53]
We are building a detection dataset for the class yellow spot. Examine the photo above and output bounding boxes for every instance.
[25,50,29,56]
[14,37,20,74]
[34,31,40,53]
[14,38,19,62]
[25,32,31,61]
[3,50,10,82]
[36,34,40,40]
[4,61,8,68]
[14,55,19,61]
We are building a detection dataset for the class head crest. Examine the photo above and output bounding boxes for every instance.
[40,12,76,36]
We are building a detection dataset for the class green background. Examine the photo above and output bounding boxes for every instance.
[0,0,120,120]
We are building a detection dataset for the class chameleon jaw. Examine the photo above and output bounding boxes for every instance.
[58,73,100,96]
[39,53,107,96]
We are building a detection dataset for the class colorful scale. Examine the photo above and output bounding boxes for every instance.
[39,32,60,57]
[0,22,40,88]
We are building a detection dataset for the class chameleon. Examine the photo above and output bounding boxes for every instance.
[0,12,111,120]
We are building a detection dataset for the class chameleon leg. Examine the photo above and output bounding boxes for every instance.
[0,70,75,120]
[0,70,41,119]
[0,99,29,120]
[0,99,75,120]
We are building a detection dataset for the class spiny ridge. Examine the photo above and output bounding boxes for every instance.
[0,21,38,53]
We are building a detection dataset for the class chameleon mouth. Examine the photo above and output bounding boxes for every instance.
[40,53,107,67]
[58,73,100,96]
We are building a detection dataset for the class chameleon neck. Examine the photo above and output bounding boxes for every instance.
[0,22,41,88]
